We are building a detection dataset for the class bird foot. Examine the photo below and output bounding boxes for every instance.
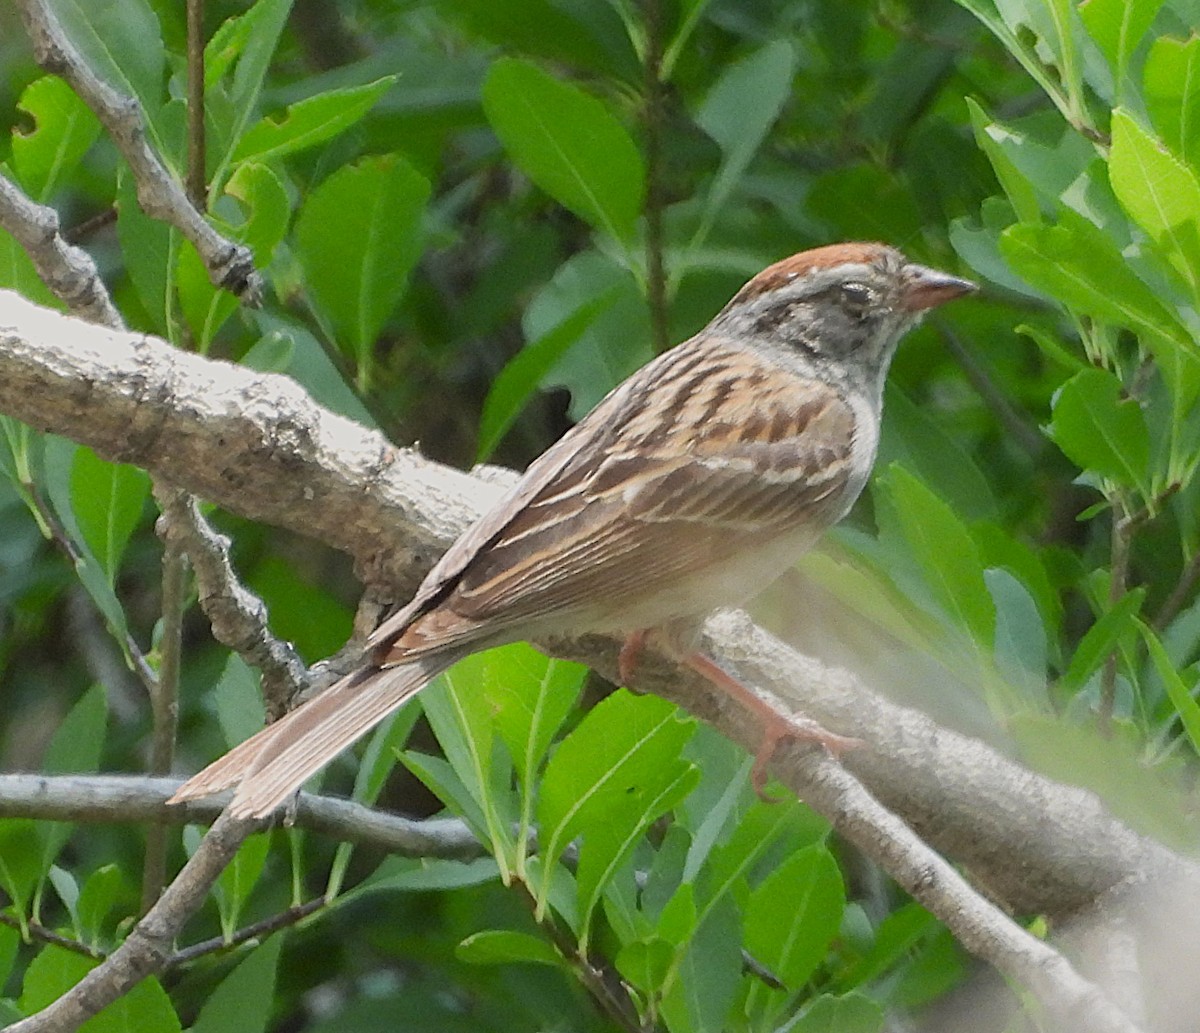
[682,650,862,802]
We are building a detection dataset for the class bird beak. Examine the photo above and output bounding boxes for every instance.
[901,264,978,311]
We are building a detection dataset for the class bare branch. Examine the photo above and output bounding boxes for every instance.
[5,811,257,1033]
[0,773,485,860]
[153,484,308,715]
[0,174,123,329]
[790,748,1142,1032]
[168,897,326,967]
[13,0,261,303]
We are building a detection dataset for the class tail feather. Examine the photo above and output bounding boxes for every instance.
[170,652,461,819]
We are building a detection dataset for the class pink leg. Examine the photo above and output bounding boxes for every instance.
[618,630,648,686]
[682,651,862,800]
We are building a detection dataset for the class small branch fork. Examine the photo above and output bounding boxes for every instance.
[12,0,261,302]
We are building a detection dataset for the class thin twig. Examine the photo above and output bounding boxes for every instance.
[513,879,647,1033]
[185,0,206,209]
[0,911,106,961]
[168,897,326,966]
[1100,498,1137,735]
[153,485,308,717]
[63,207,117,245]
[935,318,1045,459]
[13,0,260,302]
[1153,548,1200,632]
[141,538,186,914]
[0,174,123,328]
[6,810,258,1033]
[0,773,487,860]
[641,0,669,355]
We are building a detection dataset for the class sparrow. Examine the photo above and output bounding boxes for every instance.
[171,242,976,817]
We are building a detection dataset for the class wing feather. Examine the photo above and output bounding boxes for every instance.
[382,337,859,659]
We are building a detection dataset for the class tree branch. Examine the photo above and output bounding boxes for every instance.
[0,773,486,860]
[13,0,260,302]
[0,174,124,328]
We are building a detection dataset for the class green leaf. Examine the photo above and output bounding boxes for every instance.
[214,653,266,749]
[523,250,652,418]
[44,684,107,775]
[232,76,396,164]
[19,945,181,1032]
[875,465,996,647]
[484,643,584,789]
[225,161,290,263]
[456,930,563,968]
[205,0,295,189]
[420,656,518,869]
[39,685,109,874]
[743,846,844,992]
[1078,0,1164,88]
[77,864,125,944]
[0,820,45,916]
[999,217,1196,358]
[347,855,500,899]
[789,992,885,1033]
[965,98,1040,222]
[49,0,167,141]
[615,937,676,994]
[694,41,795,223]
[215,833,272,934]
[576,762,699,945]
[537,691,694,909]
[116,168,176,336]
[43,437,135,657]
[294,155,430,384]
[476,290,617,461]
[69,446,149,584]
[482,58,645,240]
[659,896,742,1033]
[837,902,940,989]
[190,935,283,1033]
[1061,588,1146,692]
[1109,109,1200,292]
[878,384,998,522]
[1144,35,1200,167]
[11,76,101,201]
[1137,619,1200,753]
[1048,368,1152,492]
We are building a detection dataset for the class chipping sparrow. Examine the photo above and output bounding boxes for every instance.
[172,242,976,817]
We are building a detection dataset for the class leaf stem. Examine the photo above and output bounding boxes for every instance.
[1099,496,1136,734]
[141,536,186,914]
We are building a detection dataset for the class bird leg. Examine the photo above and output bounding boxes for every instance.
[617,628,861,799]
[618,629,648,686]
[682,650,862,800]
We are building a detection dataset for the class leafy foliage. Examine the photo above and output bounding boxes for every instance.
[0,0,1198,1029]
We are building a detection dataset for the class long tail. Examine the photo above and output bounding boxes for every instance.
[169,652,461,819]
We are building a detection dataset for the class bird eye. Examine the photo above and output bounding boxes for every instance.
[838,282,874,316]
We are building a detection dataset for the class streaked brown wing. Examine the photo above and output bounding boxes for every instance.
[380,337,856,659]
